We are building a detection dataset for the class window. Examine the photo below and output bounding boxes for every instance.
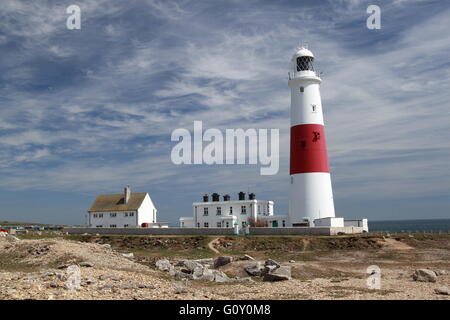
[203,208,209,216]
[130,212,134,217]
[226,222,230,228]
[312,104,317,112]
[258,205,261,215]
[229,207,233,214]
[300,86,304,93]
[204,222,209,228]
[197,222,200,228]
[124,224,129,228]
[282,220,286,227]
[217,222,221,228]
[99,213,103,218]
[125,212,128,217]
[96,225,103,228]
[110,224,117,228]
[93,213,98,218]
[216,207,221,215]
[241,206,246,214]
[110,213,117,218]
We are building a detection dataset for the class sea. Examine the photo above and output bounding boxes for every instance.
[368,219,450,234]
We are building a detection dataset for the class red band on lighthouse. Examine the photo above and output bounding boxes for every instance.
[290,124,330,174]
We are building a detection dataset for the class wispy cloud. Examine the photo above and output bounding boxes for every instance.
[0,0,449,223]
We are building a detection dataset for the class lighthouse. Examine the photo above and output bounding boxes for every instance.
[288,46,336,226]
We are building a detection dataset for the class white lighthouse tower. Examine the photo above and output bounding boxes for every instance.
[288,46,336,226]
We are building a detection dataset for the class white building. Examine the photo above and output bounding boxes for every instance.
[179,192,288,229]
[88,186,167,228]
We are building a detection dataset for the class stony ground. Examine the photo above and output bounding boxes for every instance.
[0,233,449,300]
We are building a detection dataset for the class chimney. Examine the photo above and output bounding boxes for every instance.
[203,194,209,202]
[223,194,230,201]
[212,193,220,202]
[124,185,131,204]
[238,191,245,201]
[249,192,255,200]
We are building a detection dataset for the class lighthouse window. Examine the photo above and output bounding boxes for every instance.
[300,87,304,93]
[312,104,317,112]
[296,56,314,72]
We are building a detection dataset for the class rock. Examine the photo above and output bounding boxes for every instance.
[174,270,194,280]
[289,260,295,263]
[56,264,70,269]
[435,270,447,276]
[79,262,94,268]
[155,259,173,272]
[192,266,205,279]
[41,270,56,278]
[261,265,279,276]
[412,269,437,282]
[232,277,255,283]
[244,262,263,276]
[434,286,449,295]
[180,260,203,271]
[121,253,134,259]
[214,256,233,268]
[175,287,188,294]
[198,269,215,281]
[213,270,230,283]
[137,284,155,289]
[192,258,214,268]
[99,275,121,281]
[263,266,292,282]
[242,254,255,261]
[265,259,281,268]
[6,234,20,242]
[120,283,136,289]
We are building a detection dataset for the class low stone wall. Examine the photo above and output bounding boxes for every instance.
[65,226,364,236]
[65,227,236,235]
[250,226,364,235]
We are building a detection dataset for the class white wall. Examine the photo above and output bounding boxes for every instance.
[314,217,344,227]
[137,193,157,225]
[344,219,368,232]
[89,210,138,228]
[189,200,274,228]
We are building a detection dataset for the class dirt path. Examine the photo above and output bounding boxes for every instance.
[382,238,414,250]
[207,237,220,254]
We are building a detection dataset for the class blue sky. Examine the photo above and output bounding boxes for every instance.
[1,0,449,225]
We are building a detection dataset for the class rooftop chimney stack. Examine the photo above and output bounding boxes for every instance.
[203,194,209,202]
[124,185,131,204]
[238,192,245,201]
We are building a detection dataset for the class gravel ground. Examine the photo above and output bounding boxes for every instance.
[0,235,449,300]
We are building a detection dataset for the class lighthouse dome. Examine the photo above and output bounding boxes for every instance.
[292,47,314,60]
[292,46,315,72]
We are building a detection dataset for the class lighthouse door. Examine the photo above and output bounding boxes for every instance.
[272,221,278,228]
